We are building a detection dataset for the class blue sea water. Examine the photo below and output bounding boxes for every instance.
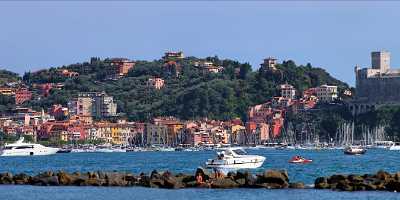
[0,149,400,200]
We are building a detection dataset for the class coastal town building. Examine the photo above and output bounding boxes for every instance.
[15,88,32,104]
[163,51,185,61]
[260,57,278,70]
[68,92,117,119]
[104,58,135,79]
[59,69,79,77]
[145,123,169,146]
[315,85,338,103]
[280,84,296,99]
[0,87,14,96]
[147,78,165,90]
[194,61,224,73]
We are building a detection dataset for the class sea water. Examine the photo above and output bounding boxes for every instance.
[0,149,399,200]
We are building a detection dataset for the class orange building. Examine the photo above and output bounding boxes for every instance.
[105,58,135,78]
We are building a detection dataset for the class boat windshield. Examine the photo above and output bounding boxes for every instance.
[232,149,247,155]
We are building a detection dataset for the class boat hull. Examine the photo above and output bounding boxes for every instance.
[389,146,400,151]
[205,156,266,174]
[344,149,366,155]
[0,147,59,157]
[289,159,312,164]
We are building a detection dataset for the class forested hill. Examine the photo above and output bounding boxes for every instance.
[20,56,349,121]
[0,69,20,85]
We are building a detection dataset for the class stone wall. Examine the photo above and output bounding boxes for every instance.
[356,73,400,104]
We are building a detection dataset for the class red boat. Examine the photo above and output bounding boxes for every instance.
[289,156,312,164]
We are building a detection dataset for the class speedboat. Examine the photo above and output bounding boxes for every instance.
[344,146,366,155]
[0,137,59,156]
[205,148,266,174]
[289,156,312,164]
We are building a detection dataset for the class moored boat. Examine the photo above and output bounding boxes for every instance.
[289,155,312,164]
[344,146,366,155]
[0,137,59,156]
[389,142,400,151]
[205,147,265,174]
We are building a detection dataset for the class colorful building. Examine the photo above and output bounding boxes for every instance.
[15,88,32,104]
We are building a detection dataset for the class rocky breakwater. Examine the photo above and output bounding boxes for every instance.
[0,168,301,189]
[315,170,400,192]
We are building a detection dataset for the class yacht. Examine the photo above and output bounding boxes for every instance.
[205,148,265,174]
[0,137,59,156]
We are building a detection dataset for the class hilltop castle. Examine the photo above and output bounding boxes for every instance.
[352,51,400,114]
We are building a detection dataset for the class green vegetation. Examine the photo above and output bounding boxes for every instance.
[0,69,20,85]
[20,56,349,122]
[355,106,400,141]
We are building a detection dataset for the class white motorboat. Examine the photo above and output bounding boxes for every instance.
[344,146,366,155]
[205,148,266,174]
[0,137,59,156]
[389,142,400,151]
[373,141,394,149]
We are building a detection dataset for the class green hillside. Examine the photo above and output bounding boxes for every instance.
[21,56,349,122]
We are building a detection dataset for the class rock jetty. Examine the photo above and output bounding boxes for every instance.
[0,168,294,189]
[315,170,400,192]
[2,169,400,192]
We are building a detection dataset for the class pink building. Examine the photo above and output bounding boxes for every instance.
[15,88,32,105]
[40,83,53,97]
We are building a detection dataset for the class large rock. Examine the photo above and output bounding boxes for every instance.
[211,178,239,189]
[57,171,75,185]
[385,180,400,192]
[0,172,14,184]
[176,173,195,185]
[105,172,128,186]
[124,173,137,186]
[138,173,151,187]
[327,174,347,185]
[32,172,59,186]
[257,170,289,188]
[289,182,305,189]
[149,170,164,188]
[314,177,329,189]
[13,173,31,185]
[375,170,392,183]
[161,171,184,189]
[335,180,352,191]
[393,172,400,182]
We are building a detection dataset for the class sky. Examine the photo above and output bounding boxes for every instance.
[1,1,400,85]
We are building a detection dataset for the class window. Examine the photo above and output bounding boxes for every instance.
[15,146,33,149]
[233,149,247,155]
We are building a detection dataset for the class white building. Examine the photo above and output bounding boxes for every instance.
[316,85,338,102]
[280,84,296,99]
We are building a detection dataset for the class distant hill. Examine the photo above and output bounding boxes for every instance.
[0,69,20,85]
[21,56,350,121]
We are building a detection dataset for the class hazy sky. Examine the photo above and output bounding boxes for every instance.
[1,1,400,85]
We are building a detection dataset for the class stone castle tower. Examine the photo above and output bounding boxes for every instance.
[353,50,400,114]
